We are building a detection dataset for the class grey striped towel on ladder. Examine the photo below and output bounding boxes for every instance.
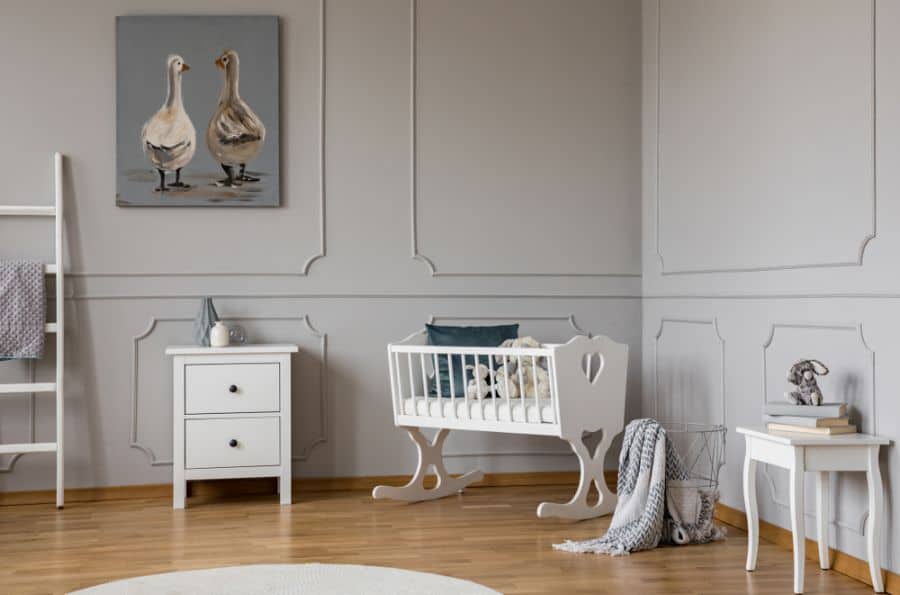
[0,260,47,360]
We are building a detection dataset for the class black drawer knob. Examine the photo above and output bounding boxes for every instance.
[228,385,238,393]
[229,439,238,448]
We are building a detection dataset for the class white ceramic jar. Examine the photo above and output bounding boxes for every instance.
[209,321,230,347]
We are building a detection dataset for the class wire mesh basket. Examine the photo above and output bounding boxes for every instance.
[660,422,728,545]
[661,422,727,491]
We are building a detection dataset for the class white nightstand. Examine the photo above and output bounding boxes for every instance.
[166,344,298,509]
[738,427,890,594]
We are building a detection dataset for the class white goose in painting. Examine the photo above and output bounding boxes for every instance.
[141,54,196,192]
[207,49,266,187]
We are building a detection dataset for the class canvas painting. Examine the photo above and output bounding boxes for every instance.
[116,15,280,207]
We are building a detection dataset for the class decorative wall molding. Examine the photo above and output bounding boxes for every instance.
[71,0,326,279]
[653,0,877,276]
[408,0,640,279]
[653,317,726,425]
[0,362,36,473]
[74,290,900,302]
[129,317,184,466]
[761,323,874,415]
[427,313,591,458]
[71,291,644,301]
[761,322,875,535]
[292,316,328,462]
[644,293,900,300]
[130,314,328,466]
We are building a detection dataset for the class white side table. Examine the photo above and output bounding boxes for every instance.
[166,344,298,509]
[738,427,889,594]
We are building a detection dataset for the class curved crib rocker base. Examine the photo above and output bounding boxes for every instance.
[371,428,484,502]
[536,432,617,520]
[372,426,617,521]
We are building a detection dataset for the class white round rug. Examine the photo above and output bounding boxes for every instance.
[69,563,500,595]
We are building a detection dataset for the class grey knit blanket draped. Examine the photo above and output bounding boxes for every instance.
[0,261,46,360]
[554,418,724,555]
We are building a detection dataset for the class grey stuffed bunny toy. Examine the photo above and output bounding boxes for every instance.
[785,359,829,405]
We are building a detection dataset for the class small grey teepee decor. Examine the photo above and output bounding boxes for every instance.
[192,297,219,346]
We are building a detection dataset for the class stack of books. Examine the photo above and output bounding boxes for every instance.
[763,402,856,435]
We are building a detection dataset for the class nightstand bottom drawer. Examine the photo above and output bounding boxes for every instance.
[185,417,280,469]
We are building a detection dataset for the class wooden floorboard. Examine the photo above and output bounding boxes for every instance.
[0,485,874,594]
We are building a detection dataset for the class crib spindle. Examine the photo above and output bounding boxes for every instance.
[517,355,526,421]
[419,353,429,416]
[462,353,470,411]
[407,353,417,416]
[447,352,457,418]
[433,353,444,417]
[394,352,404,402]
[472,351,484,402]
[488,353,498,420]
[531,355,539,422]
[502,355,511,413]
[475,353,487,401]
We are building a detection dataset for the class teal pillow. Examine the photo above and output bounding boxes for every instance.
[425,323,519,398]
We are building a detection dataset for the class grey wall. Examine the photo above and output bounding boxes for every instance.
[0,0,642,491]
[642,0,899,573]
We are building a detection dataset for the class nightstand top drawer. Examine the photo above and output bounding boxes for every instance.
[185,362,279,414]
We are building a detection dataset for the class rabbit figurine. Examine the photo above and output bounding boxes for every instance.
[785,359,829,405]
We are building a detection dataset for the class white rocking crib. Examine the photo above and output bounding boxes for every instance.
[372,331,628,520]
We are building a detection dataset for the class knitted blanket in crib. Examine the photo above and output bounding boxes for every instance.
[553,418,724,556]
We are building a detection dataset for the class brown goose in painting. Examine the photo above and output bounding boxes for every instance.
[207,49,266,187]
[141,54,196,192]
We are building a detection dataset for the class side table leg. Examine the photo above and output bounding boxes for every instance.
[816,471,830,570]
[790,450,805,594]
[743,449,759,571]
[866,447,885,593]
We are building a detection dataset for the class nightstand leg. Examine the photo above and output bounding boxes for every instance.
[790,451,805,594]
[280,473,292,505]
[174,476,186,509]
[743,452,759,572]
[816,472,830,569]
[866,447,884,593]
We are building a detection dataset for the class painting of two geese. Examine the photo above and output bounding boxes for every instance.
[116,16,279,206]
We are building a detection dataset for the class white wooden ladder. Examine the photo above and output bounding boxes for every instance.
[0,153,65,508]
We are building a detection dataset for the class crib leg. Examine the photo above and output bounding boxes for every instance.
[372,427,484,502]
[537,432,617,520]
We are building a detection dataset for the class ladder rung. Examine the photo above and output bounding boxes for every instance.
[0,442,57,455]
[0,382,56,395]
[45,323,58,333]
[0,206,56,217]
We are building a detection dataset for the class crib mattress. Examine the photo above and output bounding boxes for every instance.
[402,397,556,424]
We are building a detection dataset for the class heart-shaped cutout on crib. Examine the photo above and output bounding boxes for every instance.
[581,352,606,384]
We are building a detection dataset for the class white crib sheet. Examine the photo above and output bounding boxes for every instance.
[402,396,556,424]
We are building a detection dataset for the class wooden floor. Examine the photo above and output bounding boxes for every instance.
[0,485,874,594]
